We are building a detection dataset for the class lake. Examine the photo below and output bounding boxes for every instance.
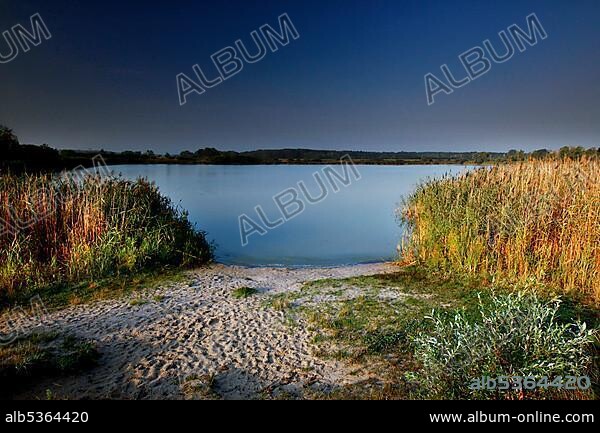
[111,164,470,267]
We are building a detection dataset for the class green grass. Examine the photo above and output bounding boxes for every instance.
[180,373,219,399]
[129,298,149,307]
[301,269,486,349]
[267,266,599,400]
[0,268,189,314]
[232,287,259,299]
[0,332,99,399]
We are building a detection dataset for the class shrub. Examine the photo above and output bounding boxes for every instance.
[0,174,213,299]
[412,292,596,399]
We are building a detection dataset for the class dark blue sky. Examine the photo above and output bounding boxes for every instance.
[1,0,598,152]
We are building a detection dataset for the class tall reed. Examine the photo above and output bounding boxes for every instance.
[400,157,599,303]
[0,174,212,299]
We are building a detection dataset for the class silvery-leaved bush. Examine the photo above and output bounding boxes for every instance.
[411,292,596,399]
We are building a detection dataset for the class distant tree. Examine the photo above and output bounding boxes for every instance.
[559,146,585,159]
[559,146,571,159]
[179,151,195,159]
[195,147,221,158]
[474,152,490,163]
[507,149,526,162]
[531,149,550,159]
[0,125,19,152]
[122,150,142,157]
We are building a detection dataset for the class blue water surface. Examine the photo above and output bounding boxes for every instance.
[112,164,470,266]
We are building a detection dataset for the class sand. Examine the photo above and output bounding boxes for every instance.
[8,262,397,400]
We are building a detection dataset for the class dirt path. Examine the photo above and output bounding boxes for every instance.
[16,262,396,400]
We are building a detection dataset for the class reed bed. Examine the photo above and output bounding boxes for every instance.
[400,157,600,303]
[0,173,212,300]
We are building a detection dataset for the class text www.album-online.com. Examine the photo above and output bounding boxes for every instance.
[429,412,595,423]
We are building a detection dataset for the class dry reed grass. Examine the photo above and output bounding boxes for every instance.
[400,157,599,303]
[0,174,212,300]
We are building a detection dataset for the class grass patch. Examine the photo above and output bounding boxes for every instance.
[0,268,189,313]
[267,265,599,399]
[267,267,481,369]
[129,298,149,307]
[0,332,99,399]
[180,373,219,399]
[232,287,259,299]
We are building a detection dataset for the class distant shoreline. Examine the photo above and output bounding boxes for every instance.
[104,160,479,167]
[4,140,596,174]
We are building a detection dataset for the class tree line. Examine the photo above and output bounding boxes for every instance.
[1,125,598,173]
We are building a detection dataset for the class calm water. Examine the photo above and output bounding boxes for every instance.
[111,164,470,267]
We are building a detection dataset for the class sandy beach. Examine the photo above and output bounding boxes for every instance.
[12,262,397,400]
